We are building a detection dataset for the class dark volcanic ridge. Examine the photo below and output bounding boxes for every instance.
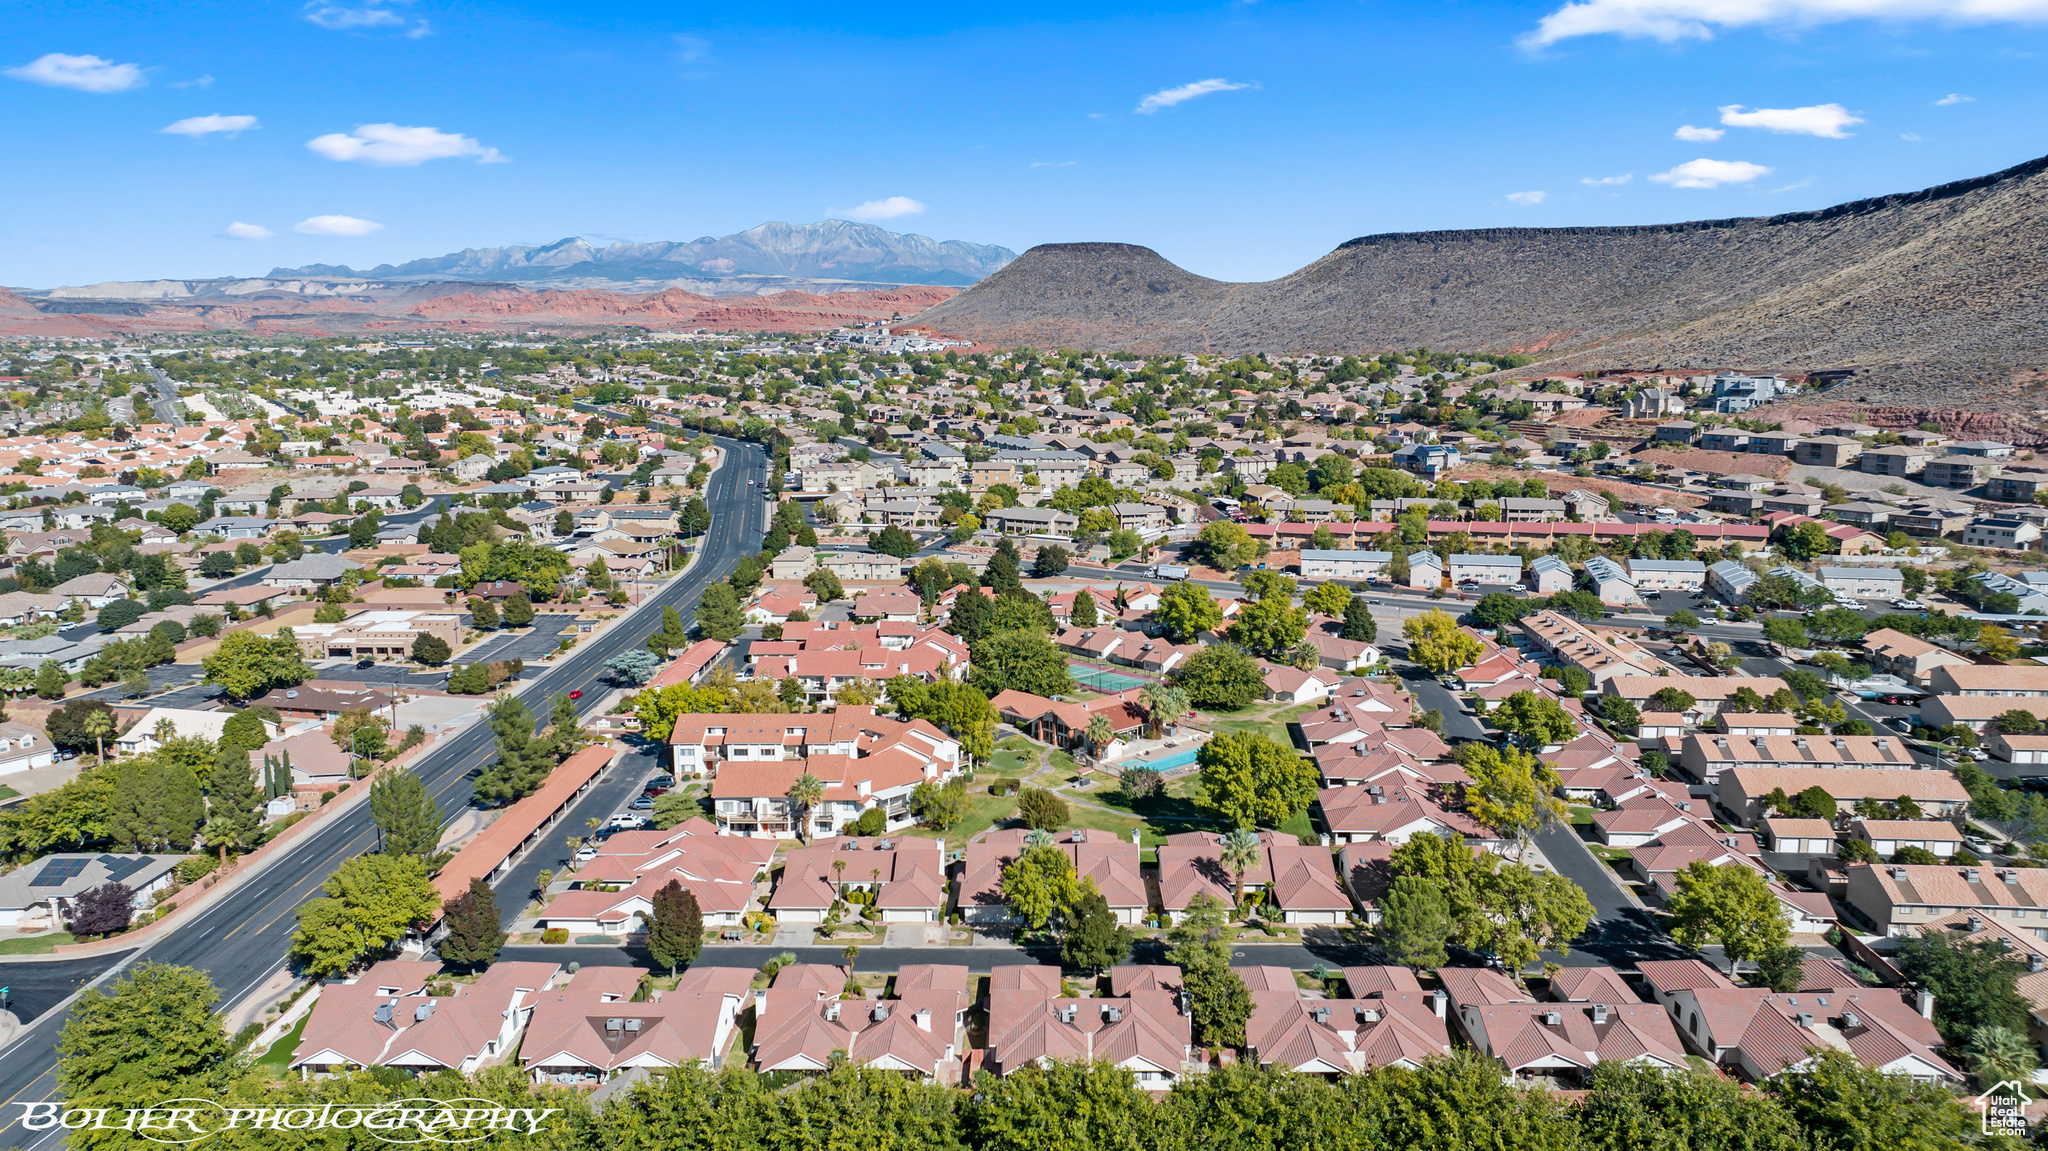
[912,153,2048,413]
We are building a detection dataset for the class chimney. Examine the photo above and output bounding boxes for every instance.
[1916,989,1935,1020]
[1593,1004,1610,1025]
[1432,989,1447,1019]
[914,1008,931,1032]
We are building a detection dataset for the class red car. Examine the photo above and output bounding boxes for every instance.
[568,689,583,700]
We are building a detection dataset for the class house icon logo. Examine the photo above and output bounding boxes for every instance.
[1975,1080,2030,1137]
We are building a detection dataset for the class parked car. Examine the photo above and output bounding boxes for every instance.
[1884,716,1914,733]
[645,775,675,788]
[629,795,655,810]
[1966,836,1994,854]
[1892,599,1927,610]
[1878,694,1918,705]
[574,845,598,862]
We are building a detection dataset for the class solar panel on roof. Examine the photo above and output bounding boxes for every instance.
[98,855,155,883]
[29,858,89,887]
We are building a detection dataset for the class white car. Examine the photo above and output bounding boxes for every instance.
[1892,598,1927,610]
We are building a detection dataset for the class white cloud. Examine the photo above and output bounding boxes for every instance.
[1650,158,1773,188]
[5,53,145,93]
[306,124,504,165]
[672,34,710,62]
[222,222,272,239]
[1902,131,1925,140]
[1031,160,1078,168]
[1936,92,1974,104]
[1506,191,1549,204]
[294,215,383,236]
[1718,102,1862,137]
[836,196,926,221]
[1582,173,1634,185]
[172,75,214,89]
[162,114,259,139]
[1522,0,2048,47]
[1675,124,1725,141]
[305,2,404,29]
[1134,78,1250,114]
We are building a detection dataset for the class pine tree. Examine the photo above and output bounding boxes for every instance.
[474,696,552,806]
[108,760,155,851]
[502,592,535,628]
[370,766,443,856]
[645,879,704,975]
[1070,589,1099,628]
[696,584,745,642]
[202,757,262,865]
[469,597,499,629]
[948,587,993,643]
[987,547,1022,594]
[549,692,585,760]
[647,606,688,656]
[437,878,506,969]
[161,760,204,851]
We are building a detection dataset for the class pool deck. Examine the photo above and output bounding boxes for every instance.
[1112,733,1210,773]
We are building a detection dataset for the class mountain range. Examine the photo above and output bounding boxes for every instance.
[913,154,2048,414]
[267,220,1017,291]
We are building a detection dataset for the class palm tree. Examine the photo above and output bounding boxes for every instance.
[841,944,861,995]
[1220,828,1262,915]
[1023,828,1056,851]
[82,708,114,763]
[1965,1025,2038,1088]
[1140,683,1189,738]
[787,773,826,844]
[832,858,847,897]
[1085,713,1115,759]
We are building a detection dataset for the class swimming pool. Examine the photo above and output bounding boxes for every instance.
[1069,663,1149,692]
[1128,745,1200,772]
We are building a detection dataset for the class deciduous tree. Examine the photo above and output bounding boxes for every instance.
[1665,860,1792,976]
[1196,730,1318,830]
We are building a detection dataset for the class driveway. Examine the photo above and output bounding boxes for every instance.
[1392,662,1487,742]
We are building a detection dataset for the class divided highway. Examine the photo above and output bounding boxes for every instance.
[0,437,768,1148]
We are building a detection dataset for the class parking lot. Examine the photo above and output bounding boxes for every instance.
[461,614,584,668]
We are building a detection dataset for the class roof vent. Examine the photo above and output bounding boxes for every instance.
[285,690,298,699]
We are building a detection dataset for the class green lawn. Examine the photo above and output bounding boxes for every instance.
[252,1013,310,1072]
[988,748,1036,775]
[1569,805,1595,827]
[1276,809,1317,843]
[0,932,73,955]
[0,784,18,801]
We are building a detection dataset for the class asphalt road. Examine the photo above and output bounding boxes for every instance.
[0,437,768,1149]
[141,367,181,426]
[488,741,666,932]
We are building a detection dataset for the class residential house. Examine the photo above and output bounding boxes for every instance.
[981,964,1194,1090]
[291,960,561,1077]
[521,965,755,1082]
[1710,764,1970,823]
[956,828,1146,925]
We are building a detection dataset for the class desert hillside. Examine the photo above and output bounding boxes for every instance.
[913,154,2048,410]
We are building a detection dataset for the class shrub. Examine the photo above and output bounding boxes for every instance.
[541,928,570,944]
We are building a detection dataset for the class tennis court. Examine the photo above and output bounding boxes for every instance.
[1069,663,1149,692]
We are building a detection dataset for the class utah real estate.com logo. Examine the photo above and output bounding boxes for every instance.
[1977,1081,2031,1138]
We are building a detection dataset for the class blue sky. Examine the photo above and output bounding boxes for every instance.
[6,0,2047,287]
